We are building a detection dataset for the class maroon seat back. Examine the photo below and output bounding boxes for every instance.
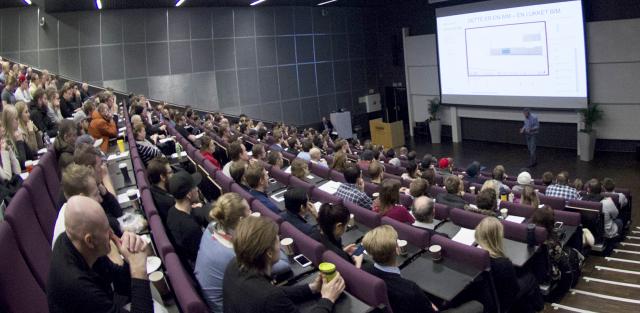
[21,171,58,244]
[148,214,175,260]
[498,201,534,219]
[501,220,547,244]
[251,199,283,224]
[310,188,342,205]
[279,222,325,266]
[269,167,291,186]
[434,203,451,220]
[343,201,381,229]
[329,170,347,183]
[431,235,490,272]
[309,162,331,179]
[538,194,566,210]
[164,253,209,313]
[381,217,431,248]
[0,223,49,313]
[449,208,485,229]
[553,210,581,226]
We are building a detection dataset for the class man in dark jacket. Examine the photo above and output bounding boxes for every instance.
[47,196,152,313]
[435,175,467,209]
[29,87,58,138]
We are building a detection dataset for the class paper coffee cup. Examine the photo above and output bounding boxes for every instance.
[250,212,261,217]
[397,239,408,256]
[119,162,128,169]
[149,271,170,297]
[348,213,355,227]
[469,186,476,194]
[500,208,508,219]
[429,245,442,261]
[372,192,379,198]
[127,189,138,201]
[280,237,294,256]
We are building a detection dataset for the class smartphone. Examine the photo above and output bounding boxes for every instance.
[352,244,365,256]
[293,254,312,268]
[554,221,564,229]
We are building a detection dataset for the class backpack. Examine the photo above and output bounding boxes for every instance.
[546,235,584,301]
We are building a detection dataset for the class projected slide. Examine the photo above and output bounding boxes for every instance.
[466,22,549,76]
[436,0,588,108]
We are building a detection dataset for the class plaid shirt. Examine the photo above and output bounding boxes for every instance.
[335,183,373,209]
[545,184,580,200]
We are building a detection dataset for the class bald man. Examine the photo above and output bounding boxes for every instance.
[47,196,153,313]
[412,196,437,230]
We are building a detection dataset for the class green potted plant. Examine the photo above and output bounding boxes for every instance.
[578,103,604,161]
[427,97,441,143]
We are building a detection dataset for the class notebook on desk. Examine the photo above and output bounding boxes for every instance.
[451,227,476,246]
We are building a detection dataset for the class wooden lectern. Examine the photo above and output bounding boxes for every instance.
[369,118,405,149]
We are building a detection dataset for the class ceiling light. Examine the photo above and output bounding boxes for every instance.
[250,0,267,6]
[23,0,32,5]
[96,0,102,10]
[175,0,186,7]
[318,0,338,5]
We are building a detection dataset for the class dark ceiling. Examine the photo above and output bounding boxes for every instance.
[0,0,28,9]
[41,0,399,12]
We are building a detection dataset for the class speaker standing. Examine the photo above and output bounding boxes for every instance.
[520,108,539,167]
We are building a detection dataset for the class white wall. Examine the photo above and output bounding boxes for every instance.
[404,18,640,141]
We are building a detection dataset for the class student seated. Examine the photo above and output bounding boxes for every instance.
[401,161,421,182]
[464,189,498,217]
[475,217,544,313]
[281,188,318,236]
[200,136,221,170]
[296,139,312,161]
[436,175,466,209]
[409,178,429,199]
[290,158,310,182]
[330,151,348,173]
[222,141,249,177]
[147,157,175,223]
[581,179,621,239]
[166,171,205,268]
[542,171,554,187]
[512,171,532,193]
[267,150,284,169]
[229,160,248,189]
[412,196,437,230]
[88,103,117,153]
[519,185,540,208]
[312,203,364,268]
[362,225,439,313]
[47,196,152,313]
[373,179,415,224]
[133,123,162,166]
[195,193,290,313]
[252,143,266,163]
[464,161,482,184]
[309,147,328,168]
[335,164,373,210]
[368,160,384,185]
[545,173,580,200]
[245,163,280,214]
[602,177,628,208]
[223,217,345,313]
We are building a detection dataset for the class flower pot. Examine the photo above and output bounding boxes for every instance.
[578,131,596,162]
[428,120,441,144]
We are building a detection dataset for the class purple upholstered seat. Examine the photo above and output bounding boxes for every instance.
[343,201,381,229]
[135,170,150,190]
[383,172,402,182]
[230,183,255,204]
[498,201,534,219]
[329,170,347,183]
[449,208,485,230]
[289,176,314,194]
[38,151,62,207]
[553,210,581,226]
[501,220,547,245]
[431,235,490,272]
[281,151,296,162]
[140,189,159,218]
[363,182,380,197]
[202,159,218,175]
[22,170,57,243]
[384,164,405,176]
[4,188,52,290]
[381,217,431,248]
[310,162,331,179]
[310,188,342,205]
[399,193,413,208]
[251,199,284,224]
[434,203,451,220]
[462,193,477,204]
[269,167,291,186]
[322,250,391,312]
[0,223,49,313]
[164,252,209,313]
[538,194,566,210]
[214,170,234,193]
[279,222,325,266]
[430,185,446,197]
[148,214,175,261]
[192,151,205,165]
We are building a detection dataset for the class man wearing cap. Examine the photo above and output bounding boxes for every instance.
[520,108,539,167]
[166,170,205,268]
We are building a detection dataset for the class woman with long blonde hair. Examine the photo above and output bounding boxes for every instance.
[2,104,35,168]
[475,217,543,312]
[520,185,540,208]
[15,101,42,151]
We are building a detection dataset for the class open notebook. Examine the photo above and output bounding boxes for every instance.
[451,227,476,246]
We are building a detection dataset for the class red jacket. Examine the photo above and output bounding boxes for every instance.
[88,110,117,152]
[202,151,221,170]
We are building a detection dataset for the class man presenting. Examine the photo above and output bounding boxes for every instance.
[520,108,539,167]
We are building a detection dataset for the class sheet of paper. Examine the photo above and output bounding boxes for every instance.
[451,227,476,246]
[37,148,48,155]
[116,189,140,204]
[318,180,341,195]
[19,172,29,180]
[306,175,314,180]
[313,202,322,213]
[194,132,205,139]
[505,215,526,223]
[107,150,130,161]
[270,189,287,202]
[284,166,291,173]
[158,137,174,144]
[119,127,127,132]
[170,151,188,159]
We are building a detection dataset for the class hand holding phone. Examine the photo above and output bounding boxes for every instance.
[352,244,365,257]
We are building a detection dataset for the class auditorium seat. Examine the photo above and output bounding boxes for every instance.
[309,162,331,179]
[501,220,546,245]
[250,199,283,224]
[147,214,175,261]
[213,170,234,193]
[3,189,52,290]
[229,183,254,204]
[164,252,209,313]
[279,222,325,266]
[538,194,566,210]
[399,193,413,208]
[434,203,451,220]
[38,151,62,207]
[449,208,485,230]
[322,250,391,312]
[381,217,431,248]
[329,170,346,183]
[498,201,535,219]
[21,169,58,243]
[269,167,291,186]
[289,176,314,194]
[343,201,381,229]
[431,234,490,271]
[0,222,49,313]
[140,189,159,218]
[309,188,342,206]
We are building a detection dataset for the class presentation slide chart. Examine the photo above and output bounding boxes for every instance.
[465,22,550,76]
[436,0,588,108]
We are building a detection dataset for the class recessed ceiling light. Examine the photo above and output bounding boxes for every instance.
[23,0,32,5]
[175,0,186,7]
[250,0,267,5]
[96,0,102,10]
[318,0,338,5]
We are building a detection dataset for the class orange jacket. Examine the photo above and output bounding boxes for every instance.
[88,110,117,152]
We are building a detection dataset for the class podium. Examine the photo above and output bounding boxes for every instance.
[330,111,353,139]
[369,118,404,149]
